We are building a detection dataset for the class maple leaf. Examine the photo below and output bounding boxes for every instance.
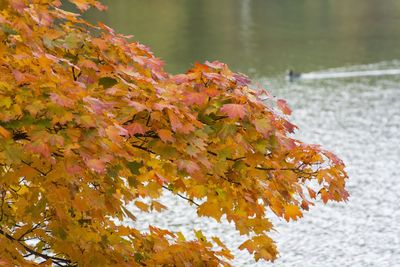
[283,204,303,221]
[69,0,90,11]
[135,200,149,212]
[205,61,225,69]
[50,93,75,108]
[184,92,208,106]
[127,100,148,112]
[80,59,99,71]
[86,159,106,173]
[98,77,117,88]
[178,123,196,134]
[106,125,128,142]
[171,74,189,84]
[10,0,26,12]
[220,103,246,119]
[177,159,200,175]
[239,239,256,254]
[126,122,146,135]
[83,96,113,114]
[167,110,183,132]
[26,142,51,158]
[157,129,175,142]
[233,73,251,86]
[0,126,11,139]
[12,70,26,84]
[319,188,331,204]
[0,97,12,108]
[307,187,317,199]
[253,118,272,137]
[197,201,223,221]
[93,1,107,11]
[151,200,167,212]
[194,229,208,243]
[323,150,344,165]
[283,120,297,133]
[277,99,292,115]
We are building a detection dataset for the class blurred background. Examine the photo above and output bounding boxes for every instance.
[85,0,400,77]
[85,1,400,266]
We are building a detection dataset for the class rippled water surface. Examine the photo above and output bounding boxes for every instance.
[83,2,400,266]
[260,62,400,266]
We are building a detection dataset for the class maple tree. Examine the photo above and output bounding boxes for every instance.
[0,0,349,266]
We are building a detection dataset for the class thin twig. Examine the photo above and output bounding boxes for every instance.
[162,186,200,207]
[131,144,156,155]
[17,223,42,241]
[20,160,52,176]
[0,228,74,266]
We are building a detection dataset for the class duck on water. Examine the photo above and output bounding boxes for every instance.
[287,69,301,81]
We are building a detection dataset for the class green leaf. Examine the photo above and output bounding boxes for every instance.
[151,142,178,158]
[127,176,139,187]
[269,135,279,149]
[218,124,237,139]
[126,161,143,175]
[218,147,233,160]
[99,77,118,89]
[63,32,81,49]
[0,97,12,108]
[0,23,17,35]
[107,164,122,177]
[43,36,55,49]
[254,139,268,153]
[134,252,144,262]
[56,227,67,240]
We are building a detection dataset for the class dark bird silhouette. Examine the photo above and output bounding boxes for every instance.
[287,69,301,82]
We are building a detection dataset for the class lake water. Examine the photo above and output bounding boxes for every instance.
[87,0,400,76]
[85,2,400,266]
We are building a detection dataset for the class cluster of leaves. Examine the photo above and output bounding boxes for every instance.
[0,0,349,266]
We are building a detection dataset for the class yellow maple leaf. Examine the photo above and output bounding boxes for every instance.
[283,204,303,221]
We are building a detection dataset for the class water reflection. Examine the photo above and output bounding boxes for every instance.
[85,0,400,76]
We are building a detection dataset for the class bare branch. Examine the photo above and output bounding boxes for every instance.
[17,223,42,241]
[20,160,53,176]
[0,228,75,266]
[162,186,200,207]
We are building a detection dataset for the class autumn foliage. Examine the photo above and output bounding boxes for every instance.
[0,1,349,266]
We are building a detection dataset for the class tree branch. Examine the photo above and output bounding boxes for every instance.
[0,228,74,266]
[162,186,200,207]
[207,173,241,185]
[131,144,156,155]
[17,223,42,241]
[130,142,317,184]
[255,166,317,175]
[20,160,53,176]
[0,189,5,222]
[71,67,81,81]
[206,150,246,161]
